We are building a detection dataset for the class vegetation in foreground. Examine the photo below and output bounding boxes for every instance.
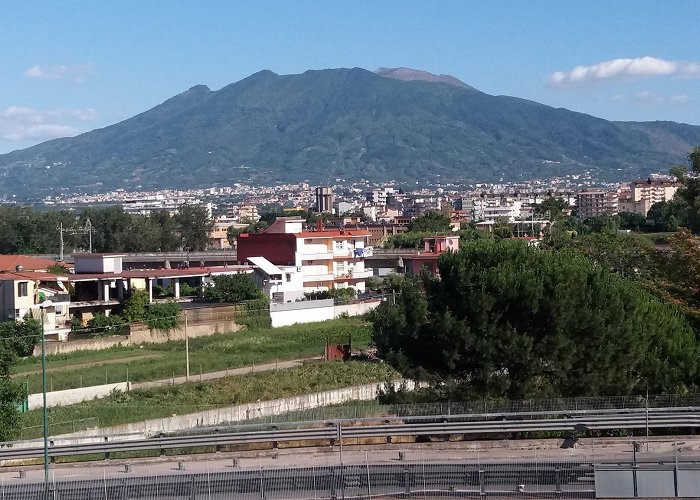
[19,361,398,439]
[372,238,699,402]
[14,317,372,393]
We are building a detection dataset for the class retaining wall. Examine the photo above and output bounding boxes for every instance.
[27,382,131,410]
[60,379,419,441]
[334,299,381,318]
[36,318,243,356]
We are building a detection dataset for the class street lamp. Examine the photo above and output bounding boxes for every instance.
[38,299,53,486]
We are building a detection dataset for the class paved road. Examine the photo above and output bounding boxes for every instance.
[7,438,700,499]
[131,357,319,390]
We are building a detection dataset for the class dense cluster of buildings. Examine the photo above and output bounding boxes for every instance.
[1,170,684,342]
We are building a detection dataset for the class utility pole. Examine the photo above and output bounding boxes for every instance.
[58,218,93,260]
[185,310,190,381]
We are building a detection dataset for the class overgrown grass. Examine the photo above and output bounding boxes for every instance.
[14,318,372,393]
[20,361,398,438]
[637,232,675,244]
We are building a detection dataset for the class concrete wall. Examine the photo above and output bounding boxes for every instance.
[27,382,130,410]
[270,299,334,327]
[269,298,382,327]
[334,299,381,318]
[36,317,243,356]
[61,379,419,440]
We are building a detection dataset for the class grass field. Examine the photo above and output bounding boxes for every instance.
[14,317,373,393]
[19,361,398,438]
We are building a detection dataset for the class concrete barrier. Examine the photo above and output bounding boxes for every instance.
[36,318,243,356]
[334,299,382,318]
[27,382,131,410]
[59,379,419,440]
[270,300,335,327]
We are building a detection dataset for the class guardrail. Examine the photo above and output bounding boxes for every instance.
[2,408,699,461]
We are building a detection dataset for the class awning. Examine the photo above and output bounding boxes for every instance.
[247,256,284,277]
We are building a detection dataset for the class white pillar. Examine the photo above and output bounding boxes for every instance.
[174,278,180,299]
[148,279,154,303]
[103,282,110,302]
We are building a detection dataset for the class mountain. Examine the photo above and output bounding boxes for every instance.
[1,67,700,198]
[374,67,475,90]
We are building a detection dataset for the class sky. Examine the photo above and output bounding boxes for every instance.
[1,0,699,154]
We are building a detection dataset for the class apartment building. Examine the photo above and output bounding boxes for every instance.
[619,179,680,215]
[576,190,618,219]
[237,217,373,294]
[0,271,71,340]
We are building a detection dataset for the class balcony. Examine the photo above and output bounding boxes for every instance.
[299,251,334,261]
[334,269,374,280]
[302,273,335,283]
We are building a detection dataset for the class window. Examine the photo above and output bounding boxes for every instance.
[335,241,344,250]
[17,282,28,297]
[285,273,291,282]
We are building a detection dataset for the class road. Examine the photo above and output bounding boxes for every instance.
[2,439,699,498]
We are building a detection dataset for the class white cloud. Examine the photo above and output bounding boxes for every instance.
[0,106,97,142]
[547,56,700,87]
[24,64,95,84]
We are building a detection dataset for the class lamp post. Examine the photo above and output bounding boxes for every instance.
[38,299,53,486]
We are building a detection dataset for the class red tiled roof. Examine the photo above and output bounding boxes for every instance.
[67,266,253,282]
[296,230,371,238]
[0,255,59,272]
[0,271,68,281]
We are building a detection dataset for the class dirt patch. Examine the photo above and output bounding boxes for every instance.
[15,353,164,376]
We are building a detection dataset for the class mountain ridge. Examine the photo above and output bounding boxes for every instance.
[1,67,699,198]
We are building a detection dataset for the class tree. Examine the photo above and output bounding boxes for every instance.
[689,146,700,173]
[664,146,700,233]
[493,217,513,239]
[0,321,39,440]
[372,240,698,399]
[618,211,647,231]
[175,203,213,251]
[227,225,246,247]
[567,231,657,278]
[149,210,182,251]
[408,211,451,233]
[80,206,132,253]
[534,197,568,220]
[0,318,41,357]
[203,274,264,303]
[122,289,149,322]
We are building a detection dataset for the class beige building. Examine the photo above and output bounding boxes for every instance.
[0,271,71,340]
[576,190,618,220]
[620,179,680,215]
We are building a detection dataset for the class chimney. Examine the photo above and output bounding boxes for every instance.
[15,265,23,272]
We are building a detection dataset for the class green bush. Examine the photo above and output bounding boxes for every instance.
[122,288,148,322]
[203,274,263,303]
[145,302,180,330]
[179,282,200,297]
[88,314,128,335]
[0,319,41,357]
[237,298,271,329]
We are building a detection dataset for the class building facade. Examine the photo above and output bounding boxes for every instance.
[237,217,373,294]
[576,190,619,219]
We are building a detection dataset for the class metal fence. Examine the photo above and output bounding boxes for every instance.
[19,418,99,441]
[0,456,597,499]
[195,393,700,432]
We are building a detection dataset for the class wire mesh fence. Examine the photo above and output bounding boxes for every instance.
[0,455,598,499]
[19,418,99,441]
[192,392,700,434]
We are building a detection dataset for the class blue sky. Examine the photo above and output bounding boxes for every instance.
[2,0,699,153]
